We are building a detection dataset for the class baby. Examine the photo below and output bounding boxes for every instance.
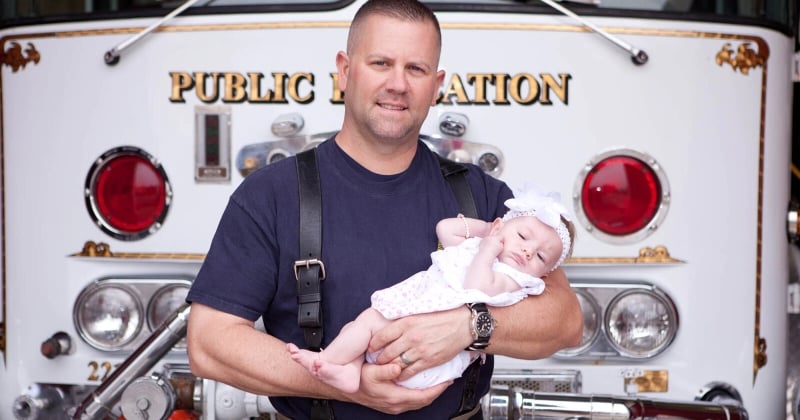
[288,185,575,392]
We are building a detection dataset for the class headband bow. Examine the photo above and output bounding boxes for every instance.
[502,183,572,270]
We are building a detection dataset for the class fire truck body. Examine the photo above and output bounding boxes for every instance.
[0,0,796,418]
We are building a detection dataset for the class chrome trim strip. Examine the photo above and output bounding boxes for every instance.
[484,386,748,420]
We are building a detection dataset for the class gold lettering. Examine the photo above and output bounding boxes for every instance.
[289,72,314,104]
[87,360,115,382]
[196,72,221,103]
[169,71,194,103]
[330,73,344,104]
[493,74,510,105]
[509,73,540,105]
[271,72,289,103]
[248,72,270,103]
[439,73,470,104]
[223,73,247,102]
[87,361,100,381]
[168,71,570,105]
[540,73,570,105]
[467,74,492,105]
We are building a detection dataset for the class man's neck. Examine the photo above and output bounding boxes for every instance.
[334,128,419,175]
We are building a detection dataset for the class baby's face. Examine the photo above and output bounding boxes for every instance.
[494,216,562,277]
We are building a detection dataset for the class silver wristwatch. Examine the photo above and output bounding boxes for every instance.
[466,302,495,351]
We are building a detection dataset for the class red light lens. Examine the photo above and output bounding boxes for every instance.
[92,154,167,234]
[581,156,661,236]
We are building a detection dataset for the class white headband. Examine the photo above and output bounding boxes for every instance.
[502,184,572,270]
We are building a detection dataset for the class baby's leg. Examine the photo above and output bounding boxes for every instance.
[298,308,390,393]
[321,308,389,364]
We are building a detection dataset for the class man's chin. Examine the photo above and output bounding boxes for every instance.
[368,124,417,143]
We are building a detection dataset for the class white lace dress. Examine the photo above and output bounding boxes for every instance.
[367,237,546,389]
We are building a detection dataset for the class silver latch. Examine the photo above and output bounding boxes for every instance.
[793,50,800,82]
[789,283,800,314]
[294,259,326,281]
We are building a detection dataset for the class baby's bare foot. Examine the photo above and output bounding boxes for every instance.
[312,359,360,393]
[287,343,318,373]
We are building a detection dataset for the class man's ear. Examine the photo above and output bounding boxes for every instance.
[431,69,446,106]
[336,50,349,92]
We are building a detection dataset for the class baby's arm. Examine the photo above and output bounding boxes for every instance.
[436,215,491,248]
[463,235,521,295]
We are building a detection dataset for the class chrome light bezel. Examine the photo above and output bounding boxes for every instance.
[572,148,671,245]
[605,288,679,359]
[74,277,193,353]
[73,281,144,351]
[147,283,192,350]
[555,289,601,357]
[552,281,679,361]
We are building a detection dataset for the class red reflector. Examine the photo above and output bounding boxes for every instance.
[581,155,661,236]
[86,147,171,240]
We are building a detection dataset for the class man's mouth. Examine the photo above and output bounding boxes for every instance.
[378,102,407,111]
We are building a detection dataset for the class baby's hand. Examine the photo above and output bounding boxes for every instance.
[479,235,504,257]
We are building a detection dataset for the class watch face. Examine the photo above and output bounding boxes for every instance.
[475,312,494,338]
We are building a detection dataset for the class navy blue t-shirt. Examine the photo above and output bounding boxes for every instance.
[187,137,512,419]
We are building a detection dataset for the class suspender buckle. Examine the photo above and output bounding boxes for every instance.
[294,258,326,280]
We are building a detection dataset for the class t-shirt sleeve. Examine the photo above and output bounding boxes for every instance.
[186,194,278,322]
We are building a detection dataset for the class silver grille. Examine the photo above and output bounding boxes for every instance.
[490,370,581,394]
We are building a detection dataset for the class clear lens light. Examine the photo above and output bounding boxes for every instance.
[75,284,142,351]
[606,290,677,358]
[148,284,190,349]
[556,291,600,356]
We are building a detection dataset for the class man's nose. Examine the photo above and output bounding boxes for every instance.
[386,68,409,92]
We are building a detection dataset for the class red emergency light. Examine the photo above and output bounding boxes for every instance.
[85,147,172,241]
[579,153,664,237]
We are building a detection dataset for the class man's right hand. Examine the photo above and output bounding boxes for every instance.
[344,361,450,414]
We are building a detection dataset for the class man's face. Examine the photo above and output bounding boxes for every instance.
[337,15,445,145]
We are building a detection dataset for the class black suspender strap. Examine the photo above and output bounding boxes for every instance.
[436,155,478,219]
[436,155,483,417]
[295,148,326,351]
[294,149,481,419]
[295,149,334,420]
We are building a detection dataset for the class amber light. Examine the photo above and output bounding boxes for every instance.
[86,147,171,240]
[581,155,661,236]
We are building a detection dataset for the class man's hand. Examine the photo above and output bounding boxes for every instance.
[344,362,449,414]
[367,307,472,381]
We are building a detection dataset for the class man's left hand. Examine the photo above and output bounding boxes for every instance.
[368,306,472,381]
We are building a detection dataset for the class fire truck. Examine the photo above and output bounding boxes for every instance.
[1,0,797,418]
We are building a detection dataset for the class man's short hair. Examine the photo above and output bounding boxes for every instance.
[347,0,442,54]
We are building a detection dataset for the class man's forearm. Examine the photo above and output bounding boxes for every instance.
[187,304,339,399]
[187,304,450,414]
[486,269,583,359]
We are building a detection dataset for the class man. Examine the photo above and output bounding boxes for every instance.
[186,0,582,418]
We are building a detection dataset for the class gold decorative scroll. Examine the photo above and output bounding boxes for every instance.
[566,245,683,265]
[1,41,40,72]
[716,42,768,75]
[72,241,204,261]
